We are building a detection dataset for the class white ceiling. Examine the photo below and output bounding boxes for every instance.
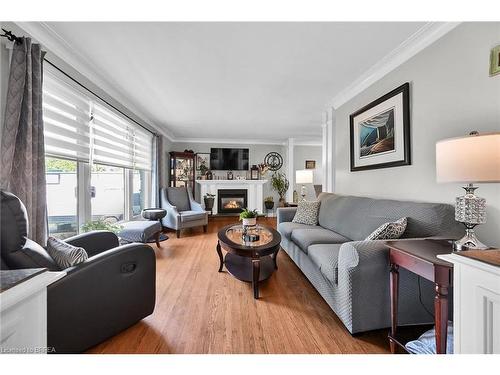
[41,22,427,141]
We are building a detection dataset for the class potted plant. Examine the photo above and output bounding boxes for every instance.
[264,196,274,210]
[239,208,258,227]
[81,218,123,234]
[204,193,216,212]
[270,172,290,207]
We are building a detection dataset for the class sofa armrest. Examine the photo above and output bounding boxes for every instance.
[336,237,444,333]
[64,230,119,257]
[187,187,204,212]
[338,237,450,270]
[277,207,297,224]
[47,243,156,353]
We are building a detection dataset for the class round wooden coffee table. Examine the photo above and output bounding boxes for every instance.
[216,224,281,299]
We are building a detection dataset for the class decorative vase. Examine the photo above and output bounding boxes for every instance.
[264,201,274,210]
[242,217,257,227]
[278,197,286,207]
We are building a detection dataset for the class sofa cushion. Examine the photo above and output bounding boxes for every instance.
[17,239,60,271]
[277,222,315,240]
[317,193,462,241]
[292,200,321,225]
[119,220,162,243]
[308,243,342,284]
[365,217,407,240]
[179,211,207,223]
[166,187,191,212]
[291,228,350,254]
[46,236,88,269]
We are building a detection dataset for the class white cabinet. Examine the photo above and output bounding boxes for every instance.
[1,270,65,354]
[438,252,500,354]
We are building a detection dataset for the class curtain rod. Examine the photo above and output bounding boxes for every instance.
[1,28,157,137]
[0,28,22,44]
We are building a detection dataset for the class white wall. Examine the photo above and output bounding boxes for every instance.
[170,142,286,203]
[293,145,322,200]
[334,22,500,246]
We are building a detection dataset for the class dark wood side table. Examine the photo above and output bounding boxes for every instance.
[385,239,454,354]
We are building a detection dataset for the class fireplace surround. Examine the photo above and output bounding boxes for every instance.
[196,179,267,215]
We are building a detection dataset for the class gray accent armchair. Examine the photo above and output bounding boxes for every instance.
[160,187,208,238]
[0,190,156,353]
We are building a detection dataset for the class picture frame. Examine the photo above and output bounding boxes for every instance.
[349,82,411,172]
[489,45,500,76]
[305,160,316,169]
[195,153,210,171]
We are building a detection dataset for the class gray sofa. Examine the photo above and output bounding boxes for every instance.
[277,193,462,334]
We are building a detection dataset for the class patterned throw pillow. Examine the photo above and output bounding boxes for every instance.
[46,236,88,269]
[365,217,408,240]
[292,200,321,225]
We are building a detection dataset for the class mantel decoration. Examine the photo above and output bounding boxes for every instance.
[264,152,283,171]
[350,82,411,171]
[196,153,210,172]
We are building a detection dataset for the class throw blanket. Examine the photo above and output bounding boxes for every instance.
[405,322,453,354]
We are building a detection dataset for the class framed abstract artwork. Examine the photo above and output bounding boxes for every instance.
[349,82,411,171]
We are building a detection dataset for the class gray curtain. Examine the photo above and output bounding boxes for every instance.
[0,38,47,245]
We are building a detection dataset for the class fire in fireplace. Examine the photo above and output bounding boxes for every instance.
[218,189,248,214]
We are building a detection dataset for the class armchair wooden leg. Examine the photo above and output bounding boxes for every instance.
[155,231,161,248]
[176,229,181,238]
[203,224,208,233]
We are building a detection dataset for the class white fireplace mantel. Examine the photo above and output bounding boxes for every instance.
[196,180,268,215]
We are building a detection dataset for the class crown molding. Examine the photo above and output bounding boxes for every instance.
[171,137,286,146]
[330,22,461,110]
[171,135,322,146]
[293,140,322,146]
[14,21,176,142]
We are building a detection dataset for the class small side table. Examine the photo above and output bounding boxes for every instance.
[385,239,454,354]
[142,208,168,245]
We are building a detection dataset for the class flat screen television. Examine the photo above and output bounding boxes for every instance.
[210,148,249,170]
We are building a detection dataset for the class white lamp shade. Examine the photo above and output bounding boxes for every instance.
[436,132,500,183]
[296,169,313,184]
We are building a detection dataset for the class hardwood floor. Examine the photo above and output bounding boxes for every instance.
[87,217,391,354]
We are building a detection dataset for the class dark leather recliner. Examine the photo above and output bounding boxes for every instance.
[0,191,156,353]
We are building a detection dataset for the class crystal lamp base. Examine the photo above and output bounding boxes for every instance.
[453,228,489,252]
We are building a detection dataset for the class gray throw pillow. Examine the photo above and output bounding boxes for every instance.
[365,217,408,240]
[46,236,88,269]
[292,200,321,225]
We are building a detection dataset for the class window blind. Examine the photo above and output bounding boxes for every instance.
[43,67,154,171]
[43,70,91,162]
[92,103,153,170]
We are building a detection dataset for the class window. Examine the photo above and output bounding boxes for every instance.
[43,65,155,232]
[45,157,78,239]
[91,164,125,222]
[133,169,150,216]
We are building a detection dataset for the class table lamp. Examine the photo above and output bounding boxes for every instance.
[296,169,314,201]
[436,131,500,251]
